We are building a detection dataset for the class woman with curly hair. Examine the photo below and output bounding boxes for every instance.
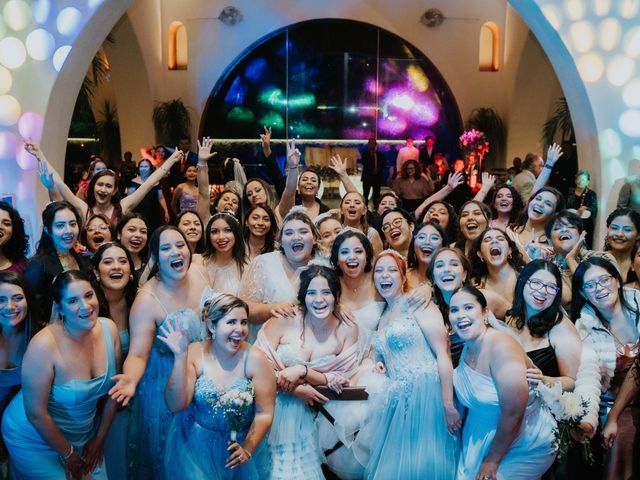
[0,202,29,274]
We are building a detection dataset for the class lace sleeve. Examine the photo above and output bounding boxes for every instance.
[239,256,267,303]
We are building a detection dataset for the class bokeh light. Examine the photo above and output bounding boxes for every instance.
[56,7,82,37]
[18,111,44,142]
[620,0,640,18]
[599,128,622,158]
[0,17,6,39]
[620,110,640,137]
[623,27,640,58]
[3,1,32,32]
[541,4,562,30]
[52,45,72,72]
[0,131,18,162]
[15,145,37,171]
[0,66,12,94]
[577,53,604,82]
[570,21,595,53]
[592,0,612,16]
[88,0,105,8]
[0,95,21,126]
[565,0,585,20]
[0,37,27,69]
[31,0,51,25]
[606,56,635,86]
[622,80,640,107]
[597,18,621,51]
[26,28,56,61]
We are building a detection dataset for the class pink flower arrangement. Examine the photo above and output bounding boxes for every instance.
[459,129,486,154]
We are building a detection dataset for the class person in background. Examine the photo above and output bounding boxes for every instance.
[167,136,198,194]
[171,164,199,216]
[616,164,640,214]
[127,158,169,236]
[418,135,437,172]
[76,156,107,201]
[426,153,449,189]
[0,202,29,274]
[395,137,419,176]
[361,137,384,208]
[512,152,544,202]
[388,160,434,213]
[117,151,136,196]
[566,170,598,248]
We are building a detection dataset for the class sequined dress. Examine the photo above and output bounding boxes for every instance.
[355,302,458,479]
[164,350,257,480]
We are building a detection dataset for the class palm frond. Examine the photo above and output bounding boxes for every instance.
[466,107,506,168]
[542,97,574,149]
[152,99,193,145]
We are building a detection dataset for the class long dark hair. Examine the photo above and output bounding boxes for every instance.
[297,265,345,345]
[175,210,205,254]
[604,207,640,251]
[571,257,638,323]
[147,226,191,279]
[36,201,82,256]
[484,183,525,227]
[455,200,492,249]
[0,201,29,262]
[469,227,525,285]
[450,285,488,312]
[278,210,319,256]
[86,170,122,215]
[407,221,447,269]
[90,241,138,316]
[51,270,96,318]
[212,189,242,219]
[418,200,459,242]
[330,229,373,275]
[508,260,563,337]
[116,212,149,263]
[0,271,41,335]
[243,203,277,255]
[428,247,471,324]
[203,213,247,273]
[515,186,565,230]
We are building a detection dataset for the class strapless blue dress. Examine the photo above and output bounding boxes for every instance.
[1,318,115,479]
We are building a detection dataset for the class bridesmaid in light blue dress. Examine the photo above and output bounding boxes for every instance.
[450,286,556,480]
[2,271,120,479]
[0,272,39,479]
[90,242,139,479]
[356,250,460,480]
[108,226,212,479]
[160,294,275,479]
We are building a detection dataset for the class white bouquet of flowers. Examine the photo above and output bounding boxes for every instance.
[537,382,593,463]
[219,386,254,442]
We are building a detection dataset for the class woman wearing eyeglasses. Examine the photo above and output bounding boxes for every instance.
[571,257,640,479]
[379,208,415,257]
[506,261,581,392]
[80,214,114,254]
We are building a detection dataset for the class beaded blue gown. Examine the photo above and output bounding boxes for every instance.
[130,290,207,479]
[356,302,459,479]
[164,349,257,479]
[1,318,115,479]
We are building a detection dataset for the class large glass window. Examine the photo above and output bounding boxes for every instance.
[200,19,462,169]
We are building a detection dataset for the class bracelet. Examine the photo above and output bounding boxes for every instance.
[544,164,553,170]
[60,444,74,462]
[288,166,298,170]
[301,364,308,379]
[243,447,252,459]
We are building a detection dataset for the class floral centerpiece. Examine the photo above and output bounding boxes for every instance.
[459,129,487,156]
[218,386,254,442]
[537,382,593,463]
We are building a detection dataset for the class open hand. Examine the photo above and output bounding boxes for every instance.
[108,373,136,406]
[546,143,563,166]
[37,158,55,192]
[329,154,348,176]
[197,137,218,163]
[480,172,496,191]
[157,318,189,356]
[447,172,464,189]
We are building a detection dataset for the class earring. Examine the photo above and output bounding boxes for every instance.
[483,316,490,326]
[129,274,134,282]
[209,328,216,340]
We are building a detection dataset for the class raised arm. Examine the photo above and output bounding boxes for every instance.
[108,292,159,406]
[27,143,88,218]
[158,319,198,412]
[473,172,496,203]
[276,140,301,220]
[260,127,286,197]
[196,137,217,225]
[328,154,358,195]
[530,143,563,200]
[120,148,184,214]
[479,335,528,479]
[414,172,464,219]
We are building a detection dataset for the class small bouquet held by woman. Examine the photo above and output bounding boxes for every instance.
[217,387,255,442]
[536,381,593,463]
